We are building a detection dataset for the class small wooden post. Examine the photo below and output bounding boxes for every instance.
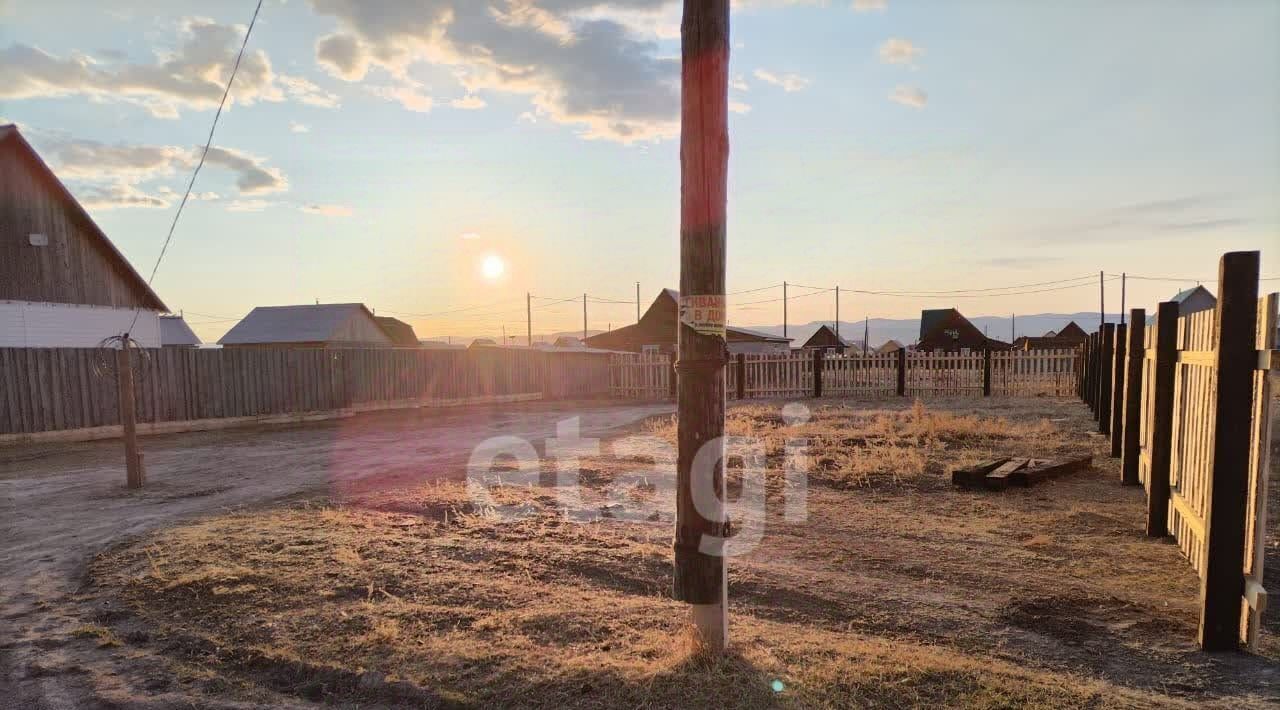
[669,350,678,400]
[1198,251,1260,651]
[896,348,906,397]
[812,348,823,398]
[736,352,746,400]
[1146,302,1178,537]
[674,0,730,654]
[1121,309,1145,485]
[1085,332,1097,410]
[1098,324,1114,433]
[982,348,992,397]
[1109,323,1127,457]
[116,341,144,489]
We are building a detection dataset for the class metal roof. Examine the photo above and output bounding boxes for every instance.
[0,124,167,312]
[158,315,201,346]
[218,303,388,345]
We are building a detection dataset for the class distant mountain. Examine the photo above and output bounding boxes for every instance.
[739,312,1122,350]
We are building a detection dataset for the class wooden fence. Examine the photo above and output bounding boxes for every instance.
[1081,250,1277,651]
[610,348,1080,401]
[0,347,612,437]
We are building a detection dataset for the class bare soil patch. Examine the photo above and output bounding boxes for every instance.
[76,397,1280,707]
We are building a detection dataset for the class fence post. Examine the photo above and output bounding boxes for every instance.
[668,350,678,400]
[896,348,906,396]
[982,348,992,397]
[1098,324,1114,433]
[1146,301,1178,538]
[1121,309,1145,485]
[116,345,144,489]
[736,353,746,399]
[1198,250,1260,652]
[812,348,823,398]
[1086,332,1096,410]
[1109,323,1127,457]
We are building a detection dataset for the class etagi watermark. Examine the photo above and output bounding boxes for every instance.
[465,402,813,557]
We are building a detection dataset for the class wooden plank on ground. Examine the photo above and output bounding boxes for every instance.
[1015,455,1093,487]
[951,457,1012,487]
[982,458,1031,490]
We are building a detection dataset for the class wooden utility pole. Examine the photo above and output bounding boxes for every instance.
[1099,270,1105,329]
[1010,313,1015,343]
[1120,273,1126,325]
[116,338,144,488]
[783,281,788,339]
[527,292,532,347]
[674,0,730,654]
[637,282,641,323]
[863,316,869,356]
[582,293,587,340]
[834,286,839,338]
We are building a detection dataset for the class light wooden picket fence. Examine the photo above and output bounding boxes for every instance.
[608,348,1080,400]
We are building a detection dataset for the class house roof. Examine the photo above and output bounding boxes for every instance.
[373,316,420,347]
[1171,285,1215,304]
[218,303,389,345]
[158,315,201,346]
[585,289,792,349]
[919,308,957,341]
[0,125,167,311]
[803,324,850,348]
[1057,321,1088,339]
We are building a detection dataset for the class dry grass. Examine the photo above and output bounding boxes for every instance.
[86,397,1279,708]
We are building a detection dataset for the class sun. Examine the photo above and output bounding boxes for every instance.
[480,253,505,280]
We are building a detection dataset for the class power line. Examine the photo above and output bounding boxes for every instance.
[126,0,264,336]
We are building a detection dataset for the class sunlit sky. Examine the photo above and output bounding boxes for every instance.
[2,0,1277,342]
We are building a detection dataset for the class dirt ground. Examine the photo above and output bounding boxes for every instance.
[0,399,673,709]
[2,396,1278,708]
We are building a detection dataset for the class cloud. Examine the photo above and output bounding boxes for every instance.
[460,232,481,240]
[729,100,751,114]
[289,121,310,133]
[878,38,921,65]
[25,131,289,209]
[368,80,433,112]
[730,74,749,91]
[307,0,680,142]
[226,199,275,212]
[300,203,354,217]
[889,85,927,108]
[0,18,288,118]
[278,74,340,108]
[201,146,288,194]
[753,68,810,92]
[978,256,1067,269]
[1022,195,1249,242]
[852,0,886,11]
[450,94,487,110]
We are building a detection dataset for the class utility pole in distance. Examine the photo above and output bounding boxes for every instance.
[674,0,729,655]
[834,286,839,338]
[783,281,788,339]
[636,281,641,323]
[527,292,532,347]
[582,293,587,340]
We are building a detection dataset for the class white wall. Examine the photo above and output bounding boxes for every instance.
[0,301,160,348]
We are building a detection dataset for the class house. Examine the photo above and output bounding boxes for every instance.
[875,339,904,355]
[1012,320,1088,350]
[373,316,421,347]
[583,289,792,355]
[917,308,1009,352]
[469,338,499,349]
[419,340,465,350]
[801,324,849,353]
[0,124,168,347]
[1171,285,1216,316]
[218,303,394,349]
[158,315,201,348]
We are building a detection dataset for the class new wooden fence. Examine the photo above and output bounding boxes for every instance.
[1082,250,1277,651]
[610,348,1079,401]
[0,347,612,437]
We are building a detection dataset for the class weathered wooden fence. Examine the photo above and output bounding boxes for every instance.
[1082,250,1277,651]
[610,348,1079,400]
[0,347,612,437]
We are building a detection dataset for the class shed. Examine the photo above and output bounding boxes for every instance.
[583,289,792,355]
[801,324,849,353]
[0,124,167,347]
[875,339,904,355]
[373,316,421,347]
[158,315,201,348]
[917,308,1009,352]
[218,303,394,349]
[1171,285,1216,316]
